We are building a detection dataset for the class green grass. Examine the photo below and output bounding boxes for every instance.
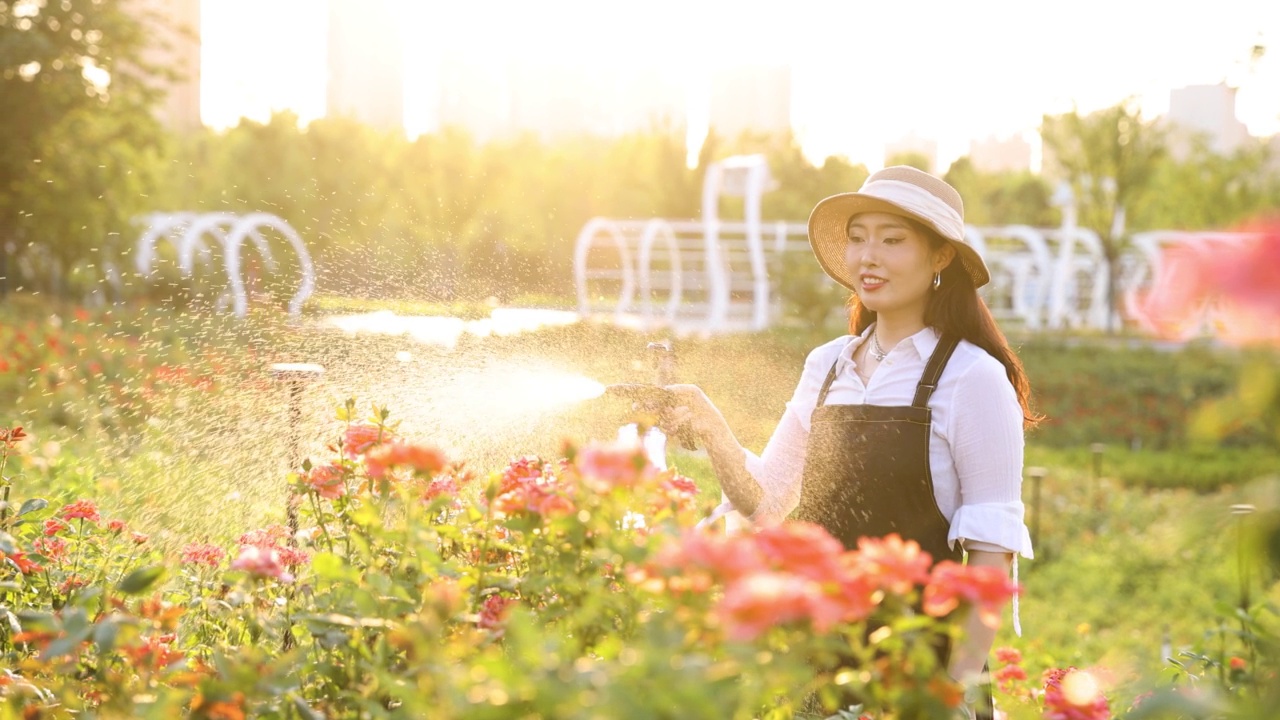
[1026,445,1280,493]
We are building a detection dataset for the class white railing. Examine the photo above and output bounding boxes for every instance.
[574,216,813,332]
[574,214,1259,336]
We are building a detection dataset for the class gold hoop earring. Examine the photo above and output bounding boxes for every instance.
[932,272,941,290]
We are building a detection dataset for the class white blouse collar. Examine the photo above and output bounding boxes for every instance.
[839,324,941,372]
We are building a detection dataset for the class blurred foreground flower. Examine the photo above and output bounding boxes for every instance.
[365,440,448,480]
[922,561,1021,627]
[574,440,655,489]
[1139,221,1280,345]
[230,545,294,583]
[59,499,101,523]
[342,422,391,458]
[0,425,26,448]
[1042,667,1109,720]
[0,549,43,574]
[303,462,347,499]
[181,542,226,568]
[648,528,1018,642]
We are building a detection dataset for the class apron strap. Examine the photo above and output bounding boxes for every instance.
[815,358,840,407]
[912,334,960,408]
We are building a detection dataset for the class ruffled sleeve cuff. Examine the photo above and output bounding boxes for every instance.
[947,501,1034,559]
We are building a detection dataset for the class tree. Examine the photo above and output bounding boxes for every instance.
[713,129,869,221]
[1041,101,1166,331]
[1132,136,1280,231]
[885,150,933,173]
[0,0,169,295]
[943,158,1055,227]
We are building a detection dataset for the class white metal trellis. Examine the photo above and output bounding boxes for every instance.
[573,159,1259,338]
[133,212,314,321]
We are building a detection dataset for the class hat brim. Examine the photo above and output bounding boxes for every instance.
[807,193,990,290]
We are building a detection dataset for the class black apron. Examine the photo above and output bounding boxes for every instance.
[788,333,995,719]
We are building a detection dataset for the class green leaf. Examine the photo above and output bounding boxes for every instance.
[311,552,356,583]
[15,611,54,627]
[117,565,166,595]
[94,618,120,653]
[302,613,360,628]
[289,693,325,720]
[301,613,397,629]
[41,624,93,661]
[0,531,15,555]
[16,498,48,517]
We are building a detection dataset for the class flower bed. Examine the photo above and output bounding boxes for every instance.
[0,408,1042,719]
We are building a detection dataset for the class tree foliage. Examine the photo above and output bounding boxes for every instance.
[0,0,168,289]
[4,5,1280,307]
[1133,136,1280,230]
[1041,102,1167,329]
[943,158,1056,227]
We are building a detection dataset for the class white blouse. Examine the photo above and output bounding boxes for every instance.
[709,324,1034,562]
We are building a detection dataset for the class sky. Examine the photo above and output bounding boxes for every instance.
[200,0,1280,170]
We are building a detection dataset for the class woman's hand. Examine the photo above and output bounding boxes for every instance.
[650,384,765,515]
[656,384,718,441]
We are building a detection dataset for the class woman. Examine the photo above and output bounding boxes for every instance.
[658,166,1036,719]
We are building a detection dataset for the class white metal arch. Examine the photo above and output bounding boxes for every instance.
[976,225,1054,329]
[699,163,730,329]
[573,217,636,318]
[1043,227,1109,329]
[736,158,772,331]
[135,212,198,275]
[636,218,682,327]
[225,213,314,320]
[177,213,237,275]
[133,211,314,321]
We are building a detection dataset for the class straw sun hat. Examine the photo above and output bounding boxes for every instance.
[807,165,990,290]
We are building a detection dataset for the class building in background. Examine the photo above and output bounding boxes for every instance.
[435,54,513,142]
[140,0,201,131]
[884,130,938,173]
[968,133,1033,173]
[605,67,687,135]
[435,59,686,142]
[1167,83,1251,158]
[327,0,404,131]
[707,65,791,139]
[507,62,617,139]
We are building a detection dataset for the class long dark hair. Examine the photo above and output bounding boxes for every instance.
[846,218,1041,428]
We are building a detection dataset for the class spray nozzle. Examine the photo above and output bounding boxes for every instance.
[646,341,676,386]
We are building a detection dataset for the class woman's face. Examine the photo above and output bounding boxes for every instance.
[844,212,954,321]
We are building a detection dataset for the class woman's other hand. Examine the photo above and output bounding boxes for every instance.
[657,384,718,441]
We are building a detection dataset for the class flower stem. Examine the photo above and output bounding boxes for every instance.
[0,446,12,526]
[70,518,84,581]
[473,501,495,609]
[309,491,335,554]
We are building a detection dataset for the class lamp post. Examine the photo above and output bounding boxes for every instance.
[1089,442,1106,512]
[269,362,323,653]
[269,363,325,538]
[1027,466,1047,553]
[1230,504,1256,610]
